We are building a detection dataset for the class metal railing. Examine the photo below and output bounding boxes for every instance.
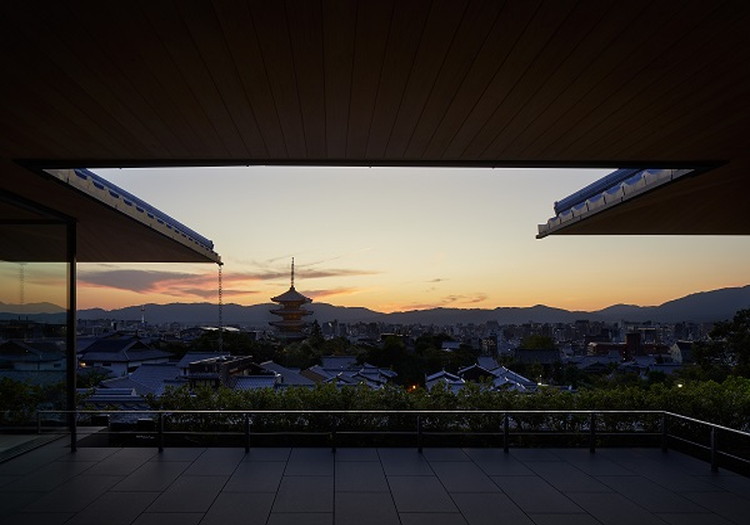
[33,408,750,472]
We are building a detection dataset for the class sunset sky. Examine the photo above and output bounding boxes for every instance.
[8,166,748,313]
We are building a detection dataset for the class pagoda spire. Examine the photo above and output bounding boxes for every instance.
[269,257,312,340]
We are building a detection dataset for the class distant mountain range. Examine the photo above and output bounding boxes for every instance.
[2,285,749,327]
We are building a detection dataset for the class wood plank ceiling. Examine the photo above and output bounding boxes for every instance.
[1,0,750,245]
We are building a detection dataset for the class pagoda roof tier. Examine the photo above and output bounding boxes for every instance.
[270,310,313,318]
[271,286,312,304]
[269,320,309,328]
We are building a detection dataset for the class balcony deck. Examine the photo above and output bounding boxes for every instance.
[1,438,748,525]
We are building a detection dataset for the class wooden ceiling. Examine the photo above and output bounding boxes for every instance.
[2,0,750,253]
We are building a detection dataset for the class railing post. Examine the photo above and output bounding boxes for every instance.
[70,409,77,452]
[710,427,718,472]
[37,412,41,435]
[589,412,596,454]
[503,413,509,453]
[331,416,337,454]
[158,413,164,453]
[417,415,423,453]
[661,413,668,452]
[244,414,251,453]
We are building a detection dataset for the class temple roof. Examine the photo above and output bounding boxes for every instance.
[271,286,312,304]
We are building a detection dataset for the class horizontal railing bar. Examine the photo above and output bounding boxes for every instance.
[32,408,750,473]
[40,409,666,415]
[665,434,709,450]
[717,449,750,465]
[664,412,750,438]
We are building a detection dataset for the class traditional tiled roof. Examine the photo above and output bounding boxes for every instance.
[476,356,500,371]
[425,370,462,383]
[101,363,183,396]
[0,370,65,386]
[0,341,64,362]
[82,348,172,363]
[79,336,149,355]
[260,361,315,387]
[232,376,279,390]
[176,352,229,370]
[320,355,358,369]
[271,286,312,304]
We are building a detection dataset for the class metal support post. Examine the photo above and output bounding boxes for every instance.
[158,413,164,452]
[661,413,668,452]
[331,417,337,454]
[710,427,718,472]
[417,415,423,453]
[244,414,251,453]
[589,413,596,454]
[66,221,78,453]
[503,414,509,453]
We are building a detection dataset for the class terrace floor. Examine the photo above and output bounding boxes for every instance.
[1,437,749,524]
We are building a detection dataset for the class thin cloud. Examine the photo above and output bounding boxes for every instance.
[299,269,379,279]
[231,268,379,281]
[78,269,197,293]
[442,294,488,305]
[180,288,259,299]
[305,287,362,300]
[398,293,489,311]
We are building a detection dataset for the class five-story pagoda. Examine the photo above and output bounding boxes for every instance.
[269,258,312,340]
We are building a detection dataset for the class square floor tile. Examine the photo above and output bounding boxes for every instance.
[549,449,633,476]
[491,476,580,514]
[430,462,500,493]
[112,460,190,492]
[528,514,600,525]
[286,448,334,476]
[22,475,122,513]
[596,475,705,512]
[463,449,534,476]
[267,513,332,525]
[149,448,205,462]
[272,476,333,512]
[224,461,286,492]
[526,462,611,493]
[681,491,750,524]
[184,448,245,476]
[335,461,388,492]
[242,448,291,462]
[0,490,47,516]
[65,491,159,525]
[452,492,534,525]
[84,448,156,477]
[567,492,671,525]
[388,476,457,512]
[422,448,470,462]
[378,449,433,476]
[334,448,379,461]
[1,512,74,525]
[508,449,562,462]
[399,513,467,524]
[700,472,750,497]
[335,492,399,524]
[201,492,274,525]
[655,513,734,525]
[131,513,203,525]
[147,475,226,512]
[5,459,96,492]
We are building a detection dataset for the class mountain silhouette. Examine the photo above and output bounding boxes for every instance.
[3,285,749,326]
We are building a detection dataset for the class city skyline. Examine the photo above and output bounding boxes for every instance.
[6,166,748,314]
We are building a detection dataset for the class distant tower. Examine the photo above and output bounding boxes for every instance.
[269,258,312,340]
